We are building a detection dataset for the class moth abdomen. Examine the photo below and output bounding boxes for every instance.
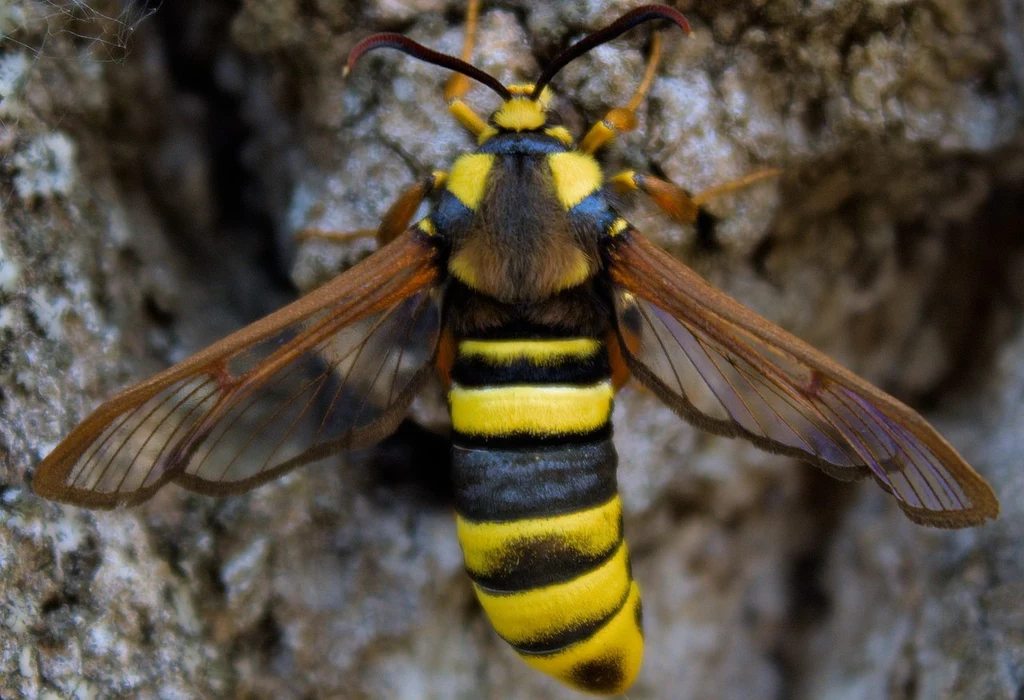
[449,336,643,695]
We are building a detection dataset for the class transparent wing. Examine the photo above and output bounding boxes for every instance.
[34,231,443,508]
[607,229,998,528]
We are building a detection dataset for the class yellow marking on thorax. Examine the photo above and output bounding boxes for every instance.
[545,126,574,145]
[448,254,479,287]
[447,153,495,210]
[548,152,603,210]
[430,170,448,188]
[556,248,596,290]
[459,338,601,365]
[608,218,629,237]
[417,217,435,236]
[520,582,644,695]
[448,245,595,295]
[457,497,622,578]
[493,98,546,131]
[450,382,613,437]
[472,543,631,645]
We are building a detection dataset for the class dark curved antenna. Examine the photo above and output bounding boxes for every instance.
[532,5,691,99]
[346,33,512,101]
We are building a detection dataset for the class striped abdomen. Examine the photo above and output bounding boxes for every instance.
[449,337,643,695]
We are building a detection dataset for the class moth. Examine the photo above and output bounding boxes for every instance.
[33,3,998,695]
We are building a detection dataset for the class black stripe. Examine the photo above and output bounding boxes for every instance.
[478,131,569,155]
[452,439,618,521]
[507,583,632,654]
[450,350,610,386]
[451,424,612,449]
[468,525,623,592]
[458,316,595,339]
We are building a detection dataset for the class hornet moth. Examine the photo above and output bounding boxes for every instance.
[33,2,999,695]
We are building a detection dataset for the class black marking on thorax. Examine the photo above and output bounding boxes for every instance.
[444,280,613,338]
[478,131,570,155]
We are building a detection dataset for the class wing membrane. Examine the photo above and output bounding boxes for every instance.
[608,230,998,527]
[34,231,443,508]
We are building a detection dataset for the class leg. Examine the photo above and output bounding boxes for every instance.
[609,168,782,225]
[444,0,488,137]
[579,32,664,154]
[296,171,447,246]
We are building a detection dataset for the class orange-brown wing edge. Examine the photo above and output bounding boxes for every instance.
[32,230,441,509]
[606,229,999,528]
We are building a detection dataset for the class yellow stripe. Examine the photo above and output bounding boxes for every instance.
[457,497,622,578]
[520,582,643,695]
[449,251,592,292]
[450,382,613,436]
[473,544,631,646]
[548,152,603,210]
[608,218,628,237]
[458,338,601,365]
[447,153,495,210]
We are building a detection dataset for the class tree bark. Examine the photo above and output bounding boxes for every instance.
[1,1,1021,697]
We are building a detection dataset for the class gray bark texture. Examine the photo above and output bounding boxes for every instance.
[1,0,1022,697]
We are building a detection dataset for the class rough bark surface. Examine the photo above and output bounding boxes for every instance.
[1,0,1022,698]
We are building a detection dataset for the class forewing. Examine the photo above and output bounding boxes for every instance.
[607,230,998,527]
[34,231,443,508]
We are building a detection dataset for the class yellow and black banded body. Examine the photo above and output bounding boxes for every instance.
[450,339,642,694]
[422,88,644,695]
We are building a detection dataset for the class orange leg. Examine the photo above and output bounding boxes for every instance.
[296,171,447,246]
[608,169,782,225]
[579,32,664,154]
[444,0,488,137]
